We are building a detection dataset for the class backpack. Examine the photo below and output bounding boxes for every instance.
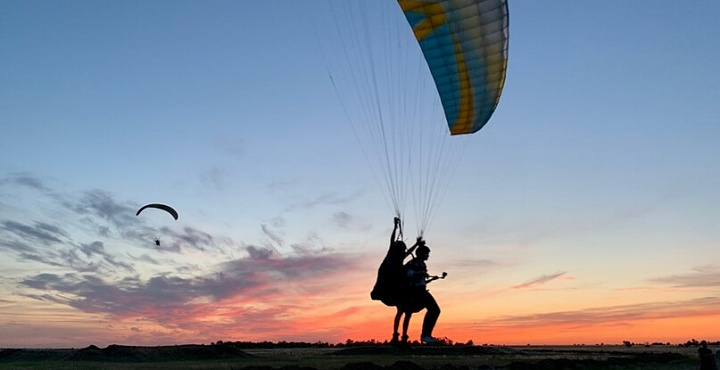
[370,241,409,307]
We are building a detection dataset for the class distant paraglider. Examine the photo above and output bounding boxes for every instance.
[136,204,176,247]
[135,203,178,220]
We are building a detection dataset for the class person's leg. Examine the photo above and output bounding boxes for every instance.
[391,307,402,343]
[421,292,440,338]
[402,312,412,343]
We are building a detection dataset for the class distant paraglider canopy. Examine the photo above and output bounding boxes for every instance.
[136,203,178,220]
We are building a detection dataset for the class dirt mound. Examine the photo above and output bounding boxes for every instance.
[0,343,251,363]
[330,345,514,356]
[69,343,252,362]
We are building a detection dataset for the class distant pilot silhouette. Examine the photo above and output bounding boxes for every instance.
[699,340,719,370]
[154,238,161,247]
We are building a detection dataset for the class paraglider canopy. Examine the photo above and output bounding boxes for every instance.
[321,0,509,237]
[398,0,509,135]
[136,203,178,220]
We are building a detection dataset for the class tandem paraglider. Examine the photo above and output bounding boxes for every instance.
[325,0,509,345]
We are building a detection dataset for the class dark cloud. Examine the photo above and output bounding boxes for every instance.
[332,212,353,229]
[290,233,333,256]
[0,239,38,255]
[34,222,69,238]
[101,254,135,272]
[48,188,153,247]
[0,172,52,193]
[20,293,70,306]
[512,272,568,289]
[0,236,68,269]
[19,251,359,329]
[57,247,102,273]
[20,273,64,289]
[329,212,373,233]
[64,189,139,232]
[649,265,720,288]
[75,241,134,272]
[158,226,231,254]
[78,241,106,258]
[220,253,350,282]
[0,217,136,274]
[261,224,284,247]
[1,220,67,245]
[247,245,277,259]
[10,175,47,190]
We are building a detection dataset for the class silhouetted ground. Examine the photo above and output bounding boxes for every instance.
[0,343,251,362]
[0,344,707,369]
[329,345,514,356]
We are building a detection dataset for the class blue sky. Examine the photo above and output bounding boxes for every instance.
[1,0,719,347]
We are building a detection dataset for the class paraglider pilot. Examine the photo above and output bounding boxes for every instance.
[403,241,442,344]
[370,217,420,344]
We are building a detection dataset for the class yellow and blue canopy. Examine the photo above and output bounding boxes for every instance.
[398,0,509,135]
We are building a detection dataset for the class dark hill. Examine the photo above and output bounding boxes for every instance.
[0,343,252,362]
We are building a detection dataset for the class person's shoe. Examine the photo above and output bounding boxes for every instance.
[401,335,409,344]
[420,336,439,345]
[390,332,400,345]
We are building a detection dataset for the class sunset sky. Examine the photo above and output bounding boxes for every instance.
[1,1,719,348]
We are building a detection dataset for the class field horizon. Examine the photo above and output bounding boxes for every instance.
[1,341,715,370]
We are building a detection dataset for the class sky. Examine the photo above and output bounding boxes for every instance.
[1,0,719,348]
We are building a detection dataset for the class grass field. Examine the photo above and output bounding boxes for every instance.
[0,344,710,369]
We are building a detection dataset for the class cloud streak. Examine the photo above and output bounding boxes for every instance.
[475,296,720,329]
[284,190,366,212]
[512,272,568,289]
[0,172,56,195]
[649,265,720,288]
[0,219,118,274]
[1,220,68,245]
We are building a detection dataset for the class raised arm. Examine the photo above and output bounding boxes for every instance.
[390,217,400,244]
[405,236,423,257]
